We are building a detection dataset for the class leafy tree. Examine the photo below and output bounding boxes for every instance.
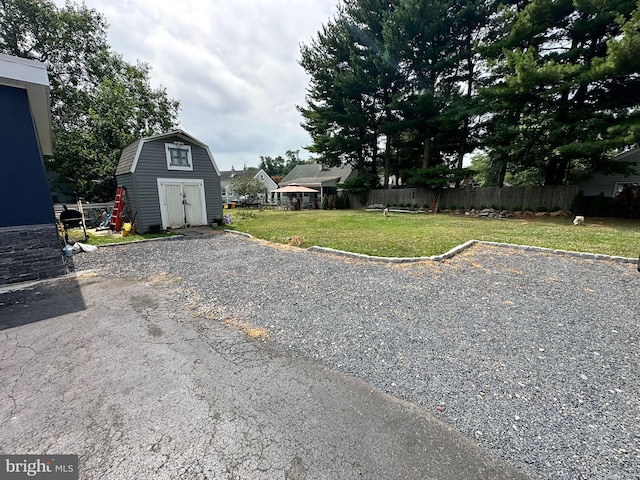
[259,149,313,177]
[259,155,286,176]
[230,176,266,202]
[0,0,180,200]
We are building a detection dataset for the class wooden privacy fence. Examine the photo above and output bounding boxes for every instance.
[365,185,580,211]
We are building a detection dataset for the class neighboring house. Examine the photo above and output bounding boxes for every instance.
[115,130,223,232]
[278,163,356,205]
[219,168,278,205]
[0,53,65,285]
[580,148,640,197]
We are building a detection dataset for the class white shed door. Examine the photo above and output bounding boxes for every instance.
[184,183,204,226]
[158,179,207,229]
[165,183,185,228]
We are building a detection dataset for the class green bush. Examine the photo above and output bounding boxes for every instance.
[512,205,522,211]
[322,196,329,210]
[536,205,548,212]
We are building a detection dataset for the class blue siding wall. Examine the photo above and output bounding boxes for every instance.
[0,85,55,227]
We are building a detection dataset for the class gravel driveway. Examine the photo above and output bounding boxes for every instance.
[73,232,639,480]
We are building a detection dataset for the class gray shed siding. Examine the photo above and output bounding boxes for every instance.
[116,135,222,233]
[116,173,137,226]
[580,150,640,197]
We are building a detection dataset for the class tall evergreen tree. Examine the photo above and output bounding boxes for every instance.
[480,0,640,185]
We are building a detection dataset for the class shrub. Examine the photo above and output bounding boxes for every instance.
[512,205,522,212]
[536,205,548,212]
[449,204,457,210]
[551,205,561,212]
[322,196,329,210]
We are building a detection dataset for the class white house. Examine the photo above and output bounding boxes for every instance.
[219,168,278,205]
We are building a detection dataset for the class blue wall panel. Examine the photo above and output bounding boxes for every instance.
[0,85,55,227]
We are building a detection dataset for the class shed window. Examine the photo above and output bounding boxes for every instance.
[165,143,193,171]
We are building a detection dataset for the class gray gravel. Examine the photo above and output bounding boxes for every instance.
[73,233,640,480]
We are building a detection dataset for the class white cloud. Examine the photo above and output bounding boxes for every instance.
[53,0,338,170]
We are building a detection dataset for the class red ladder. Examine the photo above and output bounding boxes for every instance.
[109,186,126,231]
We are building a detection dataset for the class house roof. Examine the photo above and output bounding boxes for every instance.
[0,53,52,155]
[614,146,640,165]
[219,169,255,182]
[280,164,354,187]
[219,168,279,191]
[116,130,220,176]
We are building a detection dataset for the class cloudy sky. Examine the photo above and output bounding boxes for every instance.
[53,0,339,171]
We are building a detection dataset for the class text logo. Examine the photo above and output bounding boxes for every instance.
[0,455,78,479]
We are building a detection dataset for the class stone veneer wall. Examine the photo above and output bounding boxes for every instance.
[0,224,67,285]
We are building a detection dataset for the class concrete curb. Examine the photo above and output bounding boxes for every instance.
[225,230,637,265]
[308,240,637,264]
[81,227,638,266]
[224,229,254,238]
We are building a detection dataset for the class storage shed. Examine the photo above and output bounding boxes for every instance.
[115,130,223,232]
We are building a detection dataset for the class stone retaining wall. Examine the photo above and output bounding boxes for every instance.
[0,224,67,285]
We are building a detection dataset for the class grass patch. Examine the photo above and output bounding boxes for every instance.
[225,318,269,339]
[225,209,640,258]
[65,228,178,246]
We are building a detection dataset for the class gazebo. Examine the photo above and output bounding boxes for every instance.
[271,184,319,209]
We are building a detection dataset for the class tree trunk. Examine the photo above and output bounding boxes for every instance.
[496,162,507,188]
[383,134,391,188]
[422,127,433,168]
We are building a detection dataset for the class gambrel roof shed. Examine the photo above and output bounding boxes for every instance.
[116,130,223,233]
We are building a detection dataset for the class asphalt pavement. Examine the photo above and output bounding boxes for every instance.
[0,272,534,479]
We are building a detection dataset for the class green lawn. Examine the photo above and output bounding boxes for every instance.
[65,229,177,246]
[225,209,640,258]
